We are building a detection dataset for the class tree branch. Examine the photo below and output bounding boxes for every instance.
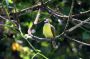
[15,3,42,17]
[55,17,90,39]
[44,6,90,19]
[0,15,9,20]
[30,34,51,41]
[64,0,74,31]
[67,17,90,32]
[64,34,90,46]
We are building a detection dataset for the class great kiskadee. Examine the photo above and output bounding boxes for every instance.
[43,18,58,49]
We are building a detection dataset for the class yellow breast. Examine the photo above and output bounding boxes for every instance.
[43,23,54,38]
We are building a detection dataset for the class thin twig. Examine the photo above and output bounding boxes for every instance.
[34,9,41,24]
[18,25,37,52]
[1,1,90,21]
[44,4,90,19]
[64,0,74,31]
[55,17,90,38]
[72,18,90,33]
[55,0,75,39]
[30,34,50,41]
[11,0,37,52]
[64,34,90,46]
[17,3,41,17]
[68,17,90,32]
[0,15,9,20]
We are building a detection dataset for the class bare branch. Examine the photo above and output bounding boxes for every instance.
[67,17,90,32]
[55,17,90,39]
[30,34,51,41]
[34,9,41,25]
[64,34,90,46]
[16,3,42,17]
[0,15,9,20]
[45,6,90,19]
[64,0,74,31]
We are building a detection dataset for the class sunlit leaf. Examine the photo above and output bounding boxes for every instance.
[41,42,49,47]
[8,0,13,3]
[28,21,33,28]
[12,8,19,13]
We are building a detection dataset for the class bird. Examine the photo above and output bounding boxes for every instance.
[43,18,58,49]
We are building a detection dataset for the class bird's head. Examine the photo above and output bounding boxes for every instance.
[44,18,52,23]
[44,18,49,23]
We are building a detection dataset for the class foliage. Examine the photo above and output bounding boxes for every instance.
[0,0,90,59]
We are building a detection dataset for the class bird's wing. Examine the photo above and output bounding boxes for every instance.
[50,24,56,38]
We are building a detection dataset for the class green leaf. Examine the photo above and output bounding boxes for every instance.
[28,21,33,28]
[41,42,49,47]
[82,31,90,40]
[8,0,13,3]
